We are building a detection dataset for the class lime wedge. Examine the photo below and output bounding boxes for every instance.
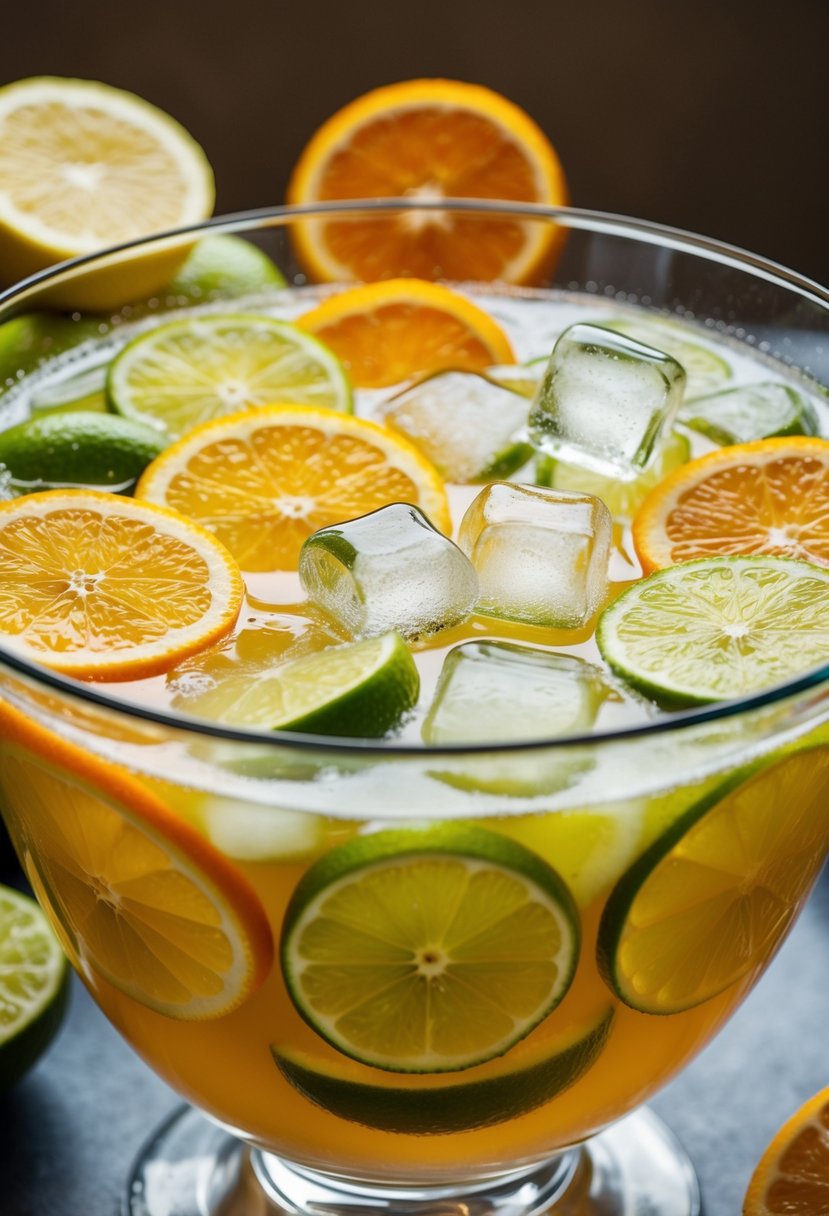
[0,884,69,1089]
[597,747,829,1013]
[681,382,819,446]
[280,824,580,1073]
[271,1007,612,1134]
[171,631,418,738]
[597,556,829,707]
[107,313,352,439]
[0,411,165,488]
[598,317,732,399]
[165,234,286,301]
[536,430,691,521]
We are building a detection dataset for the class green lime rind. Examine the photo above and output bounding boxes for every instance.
[165,235,286,301]
[478,438,535,481]
[280,824,581,1073]
[596,556,829,709]
[596,747,829,1014]
[107,312,353,438]
[271,1007,613,1135]
[0,884,70,1090]
[231,633,419,737]
[0,411,165,488]
[0,313,104,397]
[680,382,819,446]
[596,317,732,399]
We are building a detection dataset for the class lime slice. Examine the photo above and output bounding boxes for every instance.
[166,234,286,302]
[0,411,165,488]
[597,747,829,1013]
[280,824,580,1073]
[0,884,69,1089]
[536,430,691,522]
[171,631,418,737]
[107,314,352,439]
[598,316,732,399]
[680,382,819,446]
[271,1007,612,1134]
[597,556,829,707]
[28,363,110,416]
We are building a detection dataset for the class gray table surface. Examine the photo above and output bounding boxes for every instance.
[1,862,827,1216]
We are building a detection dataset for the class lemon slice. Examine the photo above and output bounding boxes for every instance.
[108,314,352,440]
[0,77,214,296]
[280,824,580,1073]
[0,702,273,1020]
[597,747,829,1014]
[271,1008,613,1134]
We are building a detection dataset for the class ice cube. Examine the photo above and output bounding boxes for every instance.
[528,322,686,479]
[458,482,612,628]
[381,370,533,482]
[423,641,610,744]
[299,502,478,639]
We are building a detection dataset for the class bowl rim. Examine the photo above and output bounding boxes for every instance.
[1,196,828,757]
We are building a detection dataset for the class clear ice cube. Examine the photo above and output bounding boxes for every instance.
[528,322,686,479]
[299,502,478,639]
[423,641,610,744]
[381,370,533,483]
[458,482,612,628]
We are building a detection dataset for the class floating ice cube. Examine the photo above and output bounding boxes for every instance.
[423,641,611,745]
[381,370,533,482]
[458,482,612,628]
[299,503,478,639]
[528,323,686,480]
[680,381,818,445]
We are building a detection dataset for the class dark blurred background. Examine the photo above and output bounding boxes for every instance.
[0,0,827,278]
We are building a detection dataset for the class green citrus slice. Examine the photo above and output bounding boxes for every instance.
[597,747,829,1014]
[680,382,819,446]
[280,824,580,1073]
[271,1007,612,1134]
[598,316,732,399]
[596,556,829,707]
[0,883,69,1089]
[107,313,352,439]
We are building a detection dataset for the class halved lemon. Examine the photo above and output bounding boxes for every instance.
[0,700,273,1019]
[298,279,515,388]
[633,437,829,573]
[743,1084,829,1215]
[287,78,568,284]
[136,405,451,571]
[0,77,214,307]
[0,490,243,680]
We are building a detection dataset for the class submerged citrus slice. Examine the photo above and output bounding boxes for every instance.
[0,490,243,680]
[743,1084,829,1215]
[0,883,69,1089]
[0,77,214,304]
[108,314,351,440]
[0,701,273,1019]
[597,556,829,707]
[287,78,568,284]
[136,405,451,570]
[280,824,580,1073]
[298,279,515,389]
[681,382,818,447]
[272,1008,612,1135]
[633,437,829,573]
[597,747,829,1014]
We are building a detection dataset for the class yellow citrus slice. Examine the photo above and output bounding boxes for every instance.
[136,404,451,571]
[743,1085,829,1215]
[0,700,273,1019]
[298,279,515,388]
[287,78,568,284]
[633,437,829,574]
[0,77,214,305]
[0,490,243,680]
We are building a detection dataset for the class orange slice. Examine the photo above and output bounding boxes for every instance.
[633,437,829,574]
[743,1084,829,1214]
[135,404,451,571]
[0,700,273,1019]
[298,278,515,388]
[0,490,243,681]
[286,78,568,284]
